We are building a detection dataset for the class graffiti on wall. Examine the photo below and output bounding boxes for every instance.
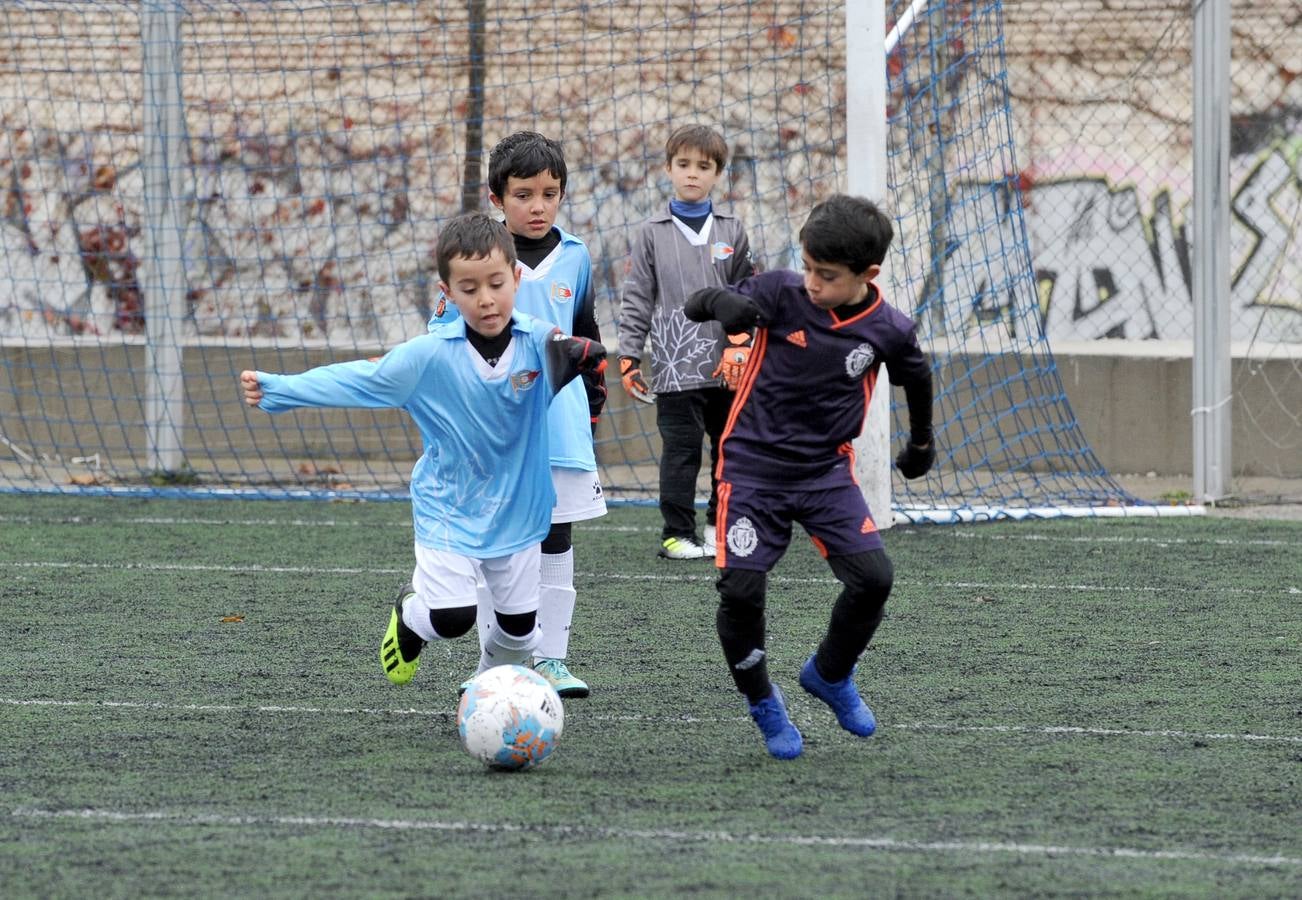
[928,137,1301,343]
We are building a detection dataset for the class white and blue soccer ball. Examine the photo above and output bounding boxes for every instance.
[456,664,565,770]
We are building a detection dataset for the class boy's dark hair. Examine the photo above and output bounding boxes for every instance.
[436,211,517,282]
[798,194,894,274]
[487,131,568,199]
[665,124,728,173]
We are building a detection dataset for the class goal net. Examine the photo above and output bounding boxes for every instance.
[0,0,1138,517]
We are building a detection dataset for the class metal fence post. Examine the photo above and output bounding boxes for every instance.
[1192,0,1232,501]
[141,1,188,474]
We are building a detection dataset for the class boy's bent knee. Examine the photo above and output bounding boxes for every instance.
[541,521,572,555]
[428,604,477,639]
[495,609,537,637]
[829,550,894,600]
[717,567,767,617]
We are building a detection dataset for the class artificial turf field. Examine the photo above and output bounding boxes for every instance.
[0,493,1299,898]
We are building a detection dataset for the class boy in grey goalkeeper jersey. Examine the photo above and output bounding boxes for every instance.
[617,124,755,560]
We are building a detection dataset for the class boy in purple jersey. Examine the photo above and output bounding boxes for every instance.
[684,194,934,759]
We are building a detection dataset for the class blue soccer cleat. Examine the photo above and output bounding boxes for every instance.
[799,655,876,737]
[748,685,803,759]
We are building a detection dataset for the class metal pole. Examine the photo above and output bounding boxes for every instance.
[848,1,893,527]
[886,0,932,54]
[141,1,188,474]
[1191,0,1232,501]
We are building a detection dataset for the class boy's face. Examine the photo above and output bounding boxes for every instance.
[490,172,564,240]
[800,250,880,311]
[666,146,721,203]
[439,248,521,338]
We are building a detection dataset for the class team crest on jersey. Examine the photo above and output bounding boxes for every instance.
[845,342,876,379]
[726,516,759,558]
[510,369,541,393]
[710,242,734,261]
[550,281,574,303]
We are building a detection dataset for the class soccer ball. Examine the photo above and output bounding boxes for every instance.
[456,664,565,770]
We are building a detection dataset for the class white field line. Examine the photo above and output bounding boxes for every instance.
[3,559,1297,596]
[0,514,1294,548]
[9,807,1300,868]
[0,514,643,533]
[4,697,1300,746]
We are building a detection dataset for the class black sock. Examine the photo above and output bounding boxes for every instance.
[716,607,771,704]
[396,615,425,659]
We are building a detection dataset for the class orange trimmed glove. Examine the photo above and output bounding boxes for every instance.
[712,332,753,390]
[619,356,655,404]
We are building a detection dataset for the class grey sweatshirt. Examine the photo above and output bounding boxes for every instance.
[618,209,754,393]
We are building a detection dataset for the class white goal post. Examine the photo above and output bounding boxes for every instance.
[847,0,893,528]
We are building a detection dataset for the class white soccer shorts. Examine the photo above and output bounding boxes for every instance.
[551,465,607,524]
[411,542,541,615]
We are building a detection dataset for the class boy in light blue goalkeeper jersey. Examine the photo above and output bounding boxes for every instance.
[428,132,606,699]
[240,212,606,686]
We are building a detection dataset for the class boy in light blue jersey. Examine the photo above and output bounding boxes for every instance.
[428,132,606,699]
[240,212,606,686]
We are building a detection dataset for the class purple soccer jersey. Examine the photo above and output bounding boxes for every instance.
[716,269,929,491]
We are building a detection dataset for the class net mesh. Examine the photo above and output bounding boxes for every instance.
[0,0,1136,514]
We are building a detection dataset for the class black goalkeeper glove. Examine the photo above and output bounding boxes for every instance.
[583,369,607,431]
[546,332,607,393]
[567,336,607,374]
[895,441,936,479]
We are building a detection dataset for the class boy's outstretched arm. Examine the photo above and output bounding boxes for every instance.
[546,332,608,396]
[240,370,264,407]
[240,344,423,414]
[684,287,762,333]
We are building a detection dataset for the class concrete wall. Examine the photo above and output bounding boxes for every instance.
[1050,342,1300,477]
[1,342,1297,480]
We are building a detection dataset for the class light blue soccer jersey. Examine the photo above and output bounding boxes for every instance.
[255,311,560,557]
[429,226,596,472]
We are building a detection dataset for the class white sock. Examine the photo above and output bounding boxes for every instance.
[478,621,542,672]
[536,550,576,660]
[473,583,494,651]
[400,591,436,642]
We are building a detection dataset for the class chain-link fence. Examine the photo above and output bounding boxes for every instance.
[1002,0,1300,483]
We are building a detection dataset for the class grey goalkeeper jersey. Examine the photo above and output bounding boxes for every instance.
[618,209,753,393]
